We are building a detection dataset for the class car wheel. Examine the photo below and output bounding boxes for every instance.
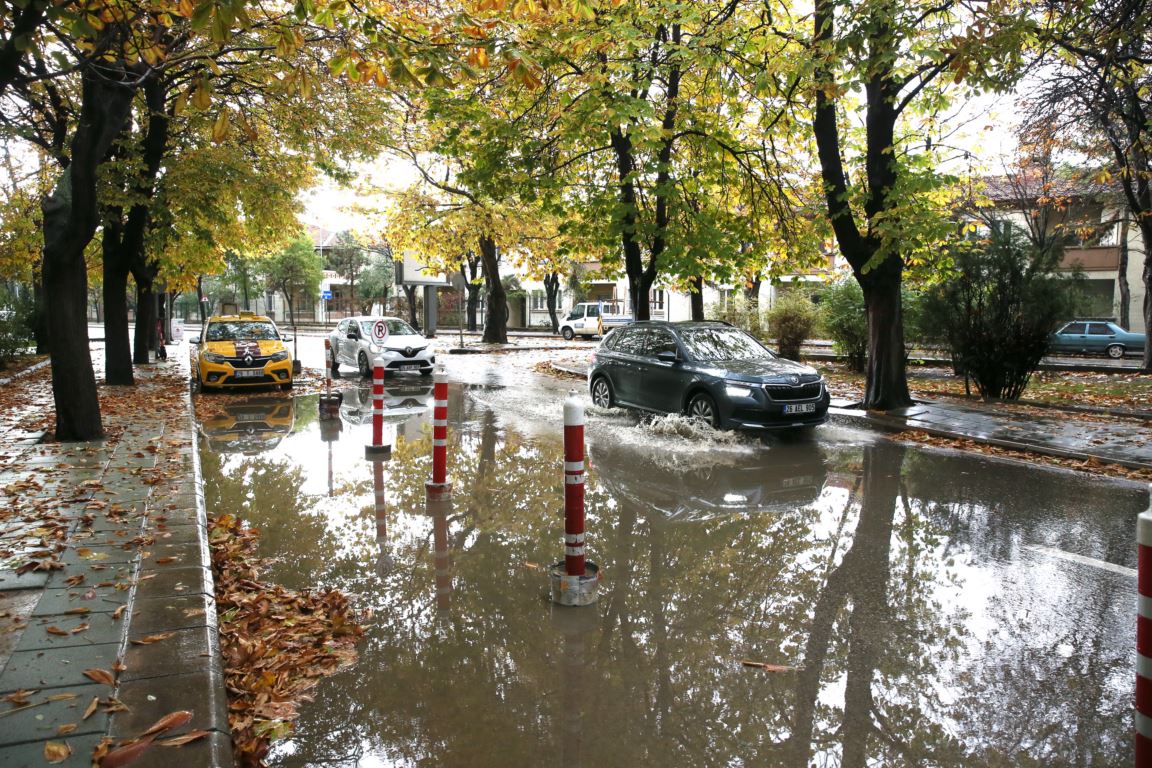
[280,381,294,391]
[358,351,372,377]
[562,327,575,341]
[590,376,614,409]
[687,392,719,428]
[1106,343,1124,359]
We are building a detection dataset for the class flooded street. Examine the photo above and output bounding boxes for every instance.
[196,354,1146,767]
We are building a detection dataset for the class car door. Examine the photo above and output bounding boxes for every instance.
[640,327,687,413]
[333,320,349,363]
[1052,322,1086,352]
[607,327,648,405]
[1085,322,1114,353]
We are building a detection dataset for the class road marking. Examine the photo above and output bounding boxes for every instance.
[1025,545,1136,578]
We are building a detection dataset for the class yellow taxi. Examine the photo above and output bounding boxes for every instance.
[193,312,294,391]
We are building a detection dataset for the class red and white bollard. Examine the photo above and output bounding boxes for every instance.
[550,392,600,606]
[425,366,452,500]
[1138,498,1152,764]
[365,360,390,458]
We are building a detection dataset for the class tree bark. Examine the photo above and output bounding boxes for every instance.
[1117,216,1130,329]
[102,215,134,385]
[479,235,507,343]
[689,274,705,320]
[41,66,135,441]
[133,278,156,364]
[196,276,208,325]
[461,255,481,331]
[860,258,913,408]
[544,271,561,333]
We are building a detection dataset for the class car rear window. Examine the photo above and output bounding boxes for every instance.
[680,327,772,361]
[614,328,648,355]
[206,321,279,341]
[1087,323,1112,335]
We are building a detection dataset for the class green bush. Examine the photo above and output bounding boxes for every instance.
[923,232,1084,400]
[765,291,817,360]
[818,278,868,372]
[0,288,35,368]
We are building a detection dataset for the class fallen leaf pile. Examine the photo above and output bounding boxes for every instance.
[208,512,364,766]
[531,360,585,382]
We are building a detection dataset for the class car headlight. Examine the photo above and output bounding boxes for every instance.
[724,383,754,398]
[203,352,228,363]
[269,351,290,362]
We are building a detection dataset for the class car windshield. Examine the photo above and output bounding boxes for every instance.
[679,327,772,362]
[359,319,418,337]
[206,321,279,342]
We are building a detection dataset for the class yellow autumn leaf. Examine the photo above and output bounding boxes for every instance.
[211,109,230,143]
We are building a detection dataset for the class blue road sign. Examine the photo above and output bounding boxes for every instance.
[321,290,332,300]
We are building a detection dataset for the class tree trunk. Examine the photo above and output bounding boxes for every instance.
[32,272,48,354]
[544,272,561,333]
[478,235,507,344]
[41,66,135,441]
[860,259,912,409]
[403,285,420,329]
[1117,216,1130,329]
[196,276,208,325]
[689,275,704,320]
[102,216,133,385]
[133,279,155,364]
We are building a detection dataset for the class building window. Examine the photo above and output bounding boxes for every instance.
[650,289,666,311]
[530,290,548,311]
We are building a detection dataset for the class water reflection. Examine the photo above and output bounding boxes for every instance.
[198,396,295,454]
[194,388,1142,767]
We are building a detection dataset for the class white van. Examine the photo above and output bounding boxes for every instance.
[559,301,633,340]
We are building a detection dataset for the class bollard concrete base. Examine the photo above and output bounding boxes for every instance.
[365,444,392,459]
[550,561,600,607]
[425,481,453,501]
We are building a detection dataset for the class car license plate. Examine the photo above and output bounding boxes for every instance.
[233,369,263,378]
[783,402,815,414]
[400,363,421,370]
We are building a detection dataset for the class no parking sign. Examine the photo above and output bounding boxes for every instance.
[372,320,389,343]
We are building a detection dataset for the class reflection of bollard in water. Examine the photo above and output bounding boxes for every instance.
[427,493,453,616]
[425,366,453,500]
[1138,493,1152,763]
[373,457,394,577]
[319,415,342,498]
[551,603,597,768]
[551,392,600,606]
[365,360,391,459]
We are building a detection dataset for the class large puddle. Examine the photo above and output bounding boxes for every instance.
[196,377,1146,767]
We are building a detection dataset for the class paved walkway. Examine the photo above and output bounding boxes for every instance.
[0,355,229,767]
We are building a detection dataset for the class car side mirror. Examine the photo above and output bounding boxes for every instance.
[347,332,358,340]
[656,350,679,363]
[282,336,293,342]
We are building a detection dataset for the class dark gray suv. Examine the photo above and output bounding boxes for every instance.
[587,321,829,430]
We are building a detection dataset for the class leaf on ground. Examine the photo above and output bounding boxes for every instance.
[83,668,116,686]
[157,729,211,747]
[43,740,72,763]
[97,737,155,767]
[131,632,175,645]
[141,710,193,736]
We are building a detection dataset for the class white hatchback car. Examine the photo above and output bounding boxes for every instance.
[329,316,436,377]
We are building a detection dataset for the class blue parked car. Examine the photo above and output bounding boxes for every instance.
[1047,320,1146,359]
[588,321,829,430]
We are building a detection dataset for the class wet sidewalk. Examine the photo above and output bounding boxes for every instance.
[831,400,1152,472]
[0,357,230,766]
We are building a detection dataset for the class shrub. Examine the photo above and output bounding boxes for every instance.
[0,288,35,368]
[765,291,817,360]
[819,278,868,372]
[924,232,1084,400]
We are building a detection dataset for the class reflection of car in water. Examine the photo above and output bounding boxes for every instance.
[198,397,295,455]
[339,381,434,425]
[590,438,827,521]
